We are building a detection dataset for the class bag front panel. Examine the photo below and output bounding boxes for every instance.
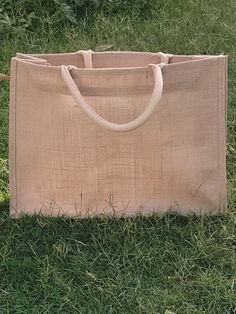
[9,56,227,217]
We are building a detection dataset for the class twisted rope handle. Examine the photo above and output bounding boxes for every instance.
[61,63,164,132]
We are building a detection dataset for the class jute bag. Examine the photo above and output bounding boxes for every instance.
[9,51,227,217]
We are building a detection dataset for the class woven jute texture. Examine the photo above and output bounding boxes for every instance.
[9,51,227,217]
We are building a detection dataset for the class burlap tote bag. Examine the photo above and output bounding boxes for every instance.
[9,51,227,217]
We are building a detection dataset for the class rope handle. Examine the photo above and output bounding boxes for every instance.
[61,63,164,132]
[77,50,93,68]
[77,50,172,69]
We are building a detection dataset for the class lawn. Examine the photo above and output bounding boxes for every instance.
[0,0,236,313]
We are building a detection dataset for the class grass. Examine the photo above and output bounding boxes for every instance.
[0,0,236,312]
[0,212,236,313]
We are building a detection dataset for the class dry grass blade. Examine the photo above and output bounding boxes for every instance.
[0,73,9,81]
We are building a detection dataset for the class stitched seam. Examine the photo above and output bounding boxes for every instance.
[14,60,18,210]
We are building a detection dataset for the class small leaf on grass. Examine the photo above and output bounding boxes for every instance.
[0,73,9,80]
[94,44,114,52]
[86,271,97,280]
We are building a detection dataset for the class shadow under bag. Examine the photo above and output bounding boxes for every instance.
[9,51,227,217]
